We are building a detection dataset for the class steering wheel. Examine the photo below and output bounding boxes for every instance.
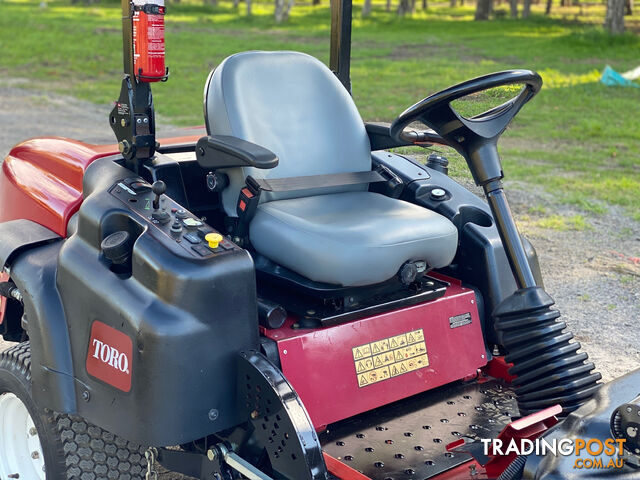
[390,70,542,186]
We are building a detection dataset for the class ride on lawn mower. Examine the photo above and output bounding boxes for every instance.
[1,0,639,478]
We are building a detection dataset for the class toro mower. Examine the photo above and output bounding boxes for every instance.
[0,0,639,479]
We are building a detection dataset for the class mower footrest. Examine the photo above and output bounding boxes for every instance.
[320,380,519,480]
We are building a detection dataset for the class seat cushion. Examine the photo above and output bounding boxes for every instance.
[249,191,458,287]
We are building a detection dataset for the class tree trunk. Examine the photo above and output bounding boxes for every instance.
[398,0,412,15]
[560,0,571,6]
[386,0,391,11]
[475,0,493,19]
[313,0,320,5]
[449,0,456,6]
[522,0,531,16]
[247,0,252,15]
[604,0,625,32]
[362,0,372,16]
[545,0,552,14]
[422,0,427,9]
[510,0,518,17]
[625,0,632,15]
[275,0,289,23]
[232,0,240,8]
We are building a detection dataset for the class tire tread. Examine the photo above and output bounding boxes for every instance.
[0,342,147,480]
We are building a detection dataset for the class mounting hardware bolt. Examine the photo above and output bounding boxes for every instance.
[208,409,219,421]
[207,448,217,461]
[82,390,90,402]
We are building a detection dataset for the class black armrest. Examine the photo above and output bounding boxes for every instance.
[196,135,279,170]
[365,122,445,150]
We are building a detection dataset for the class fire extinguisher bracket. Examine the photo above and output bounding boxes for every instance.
[137,67,170,83]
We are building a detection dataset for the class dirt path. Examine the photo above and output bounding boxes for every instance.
[0,81,638,475]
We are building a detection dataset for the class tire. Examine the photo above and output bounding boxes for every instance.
[0,342,149,480]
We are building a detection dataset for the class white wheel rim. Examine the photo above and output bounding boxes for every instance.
[0,392,46,480]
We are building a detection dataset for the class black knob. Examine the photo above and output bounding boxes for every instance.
[170,220,183,236]
[101,231,131,265]
[206,171,229,192]
[152,180,166,209]
[398,262,418,286]
[426,154,449,175]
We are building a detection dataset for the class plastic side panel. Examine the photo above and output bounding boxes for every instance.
[0,138,118,237]
[265,279,486,428]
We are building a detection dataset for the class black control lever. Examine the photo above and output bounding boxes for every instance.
[390,70,542,289]
[152,180,166,210]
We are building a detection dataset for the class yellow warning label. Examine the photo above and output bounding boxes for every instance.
[352,329,429,387]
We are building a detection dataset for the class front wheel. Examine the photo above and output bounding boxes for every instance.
[0,342,148,480]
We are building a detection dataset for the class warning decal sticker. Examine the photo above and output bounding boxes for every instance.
[352,329,429,387]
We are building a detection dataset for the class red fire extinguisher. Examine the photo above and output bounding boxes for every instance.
[132,0,167,82]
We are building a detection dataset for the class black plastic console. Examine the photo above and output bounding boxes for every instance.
[54,156,259,446]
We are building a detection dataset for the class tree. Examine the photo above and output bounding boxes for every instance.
[450,0,456,7]
[545,0,552,14]
[475,0,493,19]
[509,0,518,17]
[522,0,531,16]
[362,0,372,16]
[398,0,414,15]
[422,0,427,8]
[604,0,625,32]
[625,0,633,15]
[275,0,294,22]
[386,0,392,11]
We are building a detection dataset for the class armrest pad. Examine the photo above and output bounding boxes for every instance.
[196,135,279,170]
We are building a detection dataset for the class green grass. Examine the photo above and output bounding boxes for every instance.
[1,0,639,218]
[533,213,591,231]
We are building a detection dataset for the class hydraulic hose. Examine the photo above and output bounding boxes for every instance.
[494,287,602,416]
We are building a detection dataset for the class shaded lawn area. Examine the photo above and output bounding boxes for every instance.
[1,0,639,218]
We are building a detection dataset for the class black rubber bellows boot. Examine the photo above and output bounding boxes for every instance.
[494,287,602,416]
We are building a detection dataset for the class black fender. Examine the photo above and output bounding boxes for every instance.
[0,220,77,413]
[0,219,60,268]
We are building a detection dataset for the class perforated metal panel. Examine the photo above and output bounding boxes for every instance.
[321,380,518,480]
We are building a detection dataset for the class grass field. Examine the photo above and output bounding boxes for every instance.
[1,0,639,219]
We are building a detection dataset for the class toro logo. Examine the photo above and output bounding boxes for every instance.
[86,321,133,392]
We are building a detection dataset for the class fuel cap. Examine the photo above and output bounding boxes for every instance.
[101,231,131,264]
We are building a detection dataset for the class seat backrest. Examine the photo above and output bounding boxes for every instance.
[204,51,372,215]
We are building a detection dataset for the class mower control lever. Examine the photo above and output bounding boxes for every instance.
[152,180,166,210]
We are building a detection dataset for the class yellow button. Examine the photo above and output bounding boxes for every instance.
[205,233,223,249]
